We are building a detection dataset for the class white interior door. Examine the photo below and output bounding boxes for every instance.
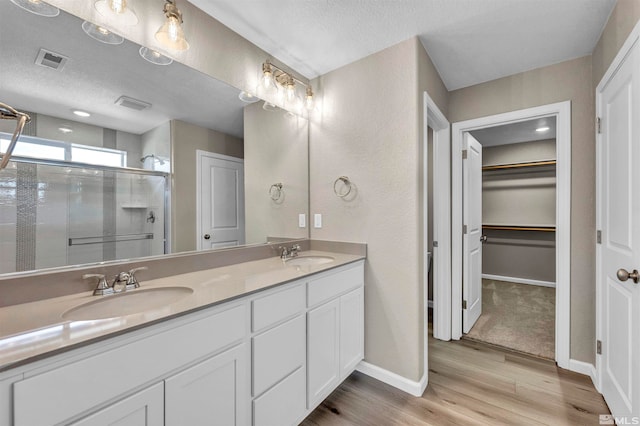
[598,36,640,419]
[198,151,245,250]
[462,133,483,333]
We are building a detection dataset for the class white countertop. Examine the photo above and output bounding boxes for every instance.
[0,251,364,372]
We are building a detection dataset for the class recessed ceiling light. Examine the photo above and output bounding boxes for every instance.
[10,0,59,17]
[58,126,73,134]
[73,110,91,118]
[536,126,550,132]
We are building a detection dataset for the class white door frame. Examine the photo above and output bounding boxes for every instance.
[195,150,245,250]
[423,92,451,344]
[450,101,571,369]
[595,19,640,394]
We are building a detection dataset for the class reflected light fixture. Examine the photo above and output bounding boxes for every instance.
[155,0,189,51]
[94,0,138,26]
[139,47,173,66]
[260,59,315,112]
[10,0,59,17]
[58,125,73,134]
[73,110,91,118]
[81,21,124,45]
[536,126,550,132]
[238,91,259,103]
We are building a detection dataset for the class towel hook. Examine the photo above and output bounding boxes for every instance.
[333,176,352,198]
[269,183,283,201]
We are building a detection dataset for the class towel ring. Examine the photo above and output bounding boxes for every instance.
[333,176,352,198]
[269,183,283,201]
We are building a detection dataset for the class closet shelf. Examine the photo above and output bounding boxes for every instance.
[482,224,556,232]
[482,159,556,171]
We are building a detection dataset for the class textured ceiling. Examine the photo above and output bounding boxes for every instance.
[0,2,245,136]
[190,0,616,90]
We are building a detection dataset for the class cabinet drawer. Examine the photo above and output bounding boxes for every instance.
[14,304,246,426]
[307,262,364,307]
[252,283,305,332]
[252,315,305,397]
[253,367,305,426]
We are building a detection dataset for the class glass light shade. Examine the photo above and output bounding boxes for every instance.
[139,47,173,65]
[94,0,138,25]
[304,88,315,111]
[10,0,59,17]
[82,21,124,45]
[285,81,296,102]
[155,16,189,51]
[238,91,259,103]
[262,102,278,112]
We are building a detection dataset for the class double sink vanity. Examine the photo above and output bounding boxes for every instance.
[0,245,365,425]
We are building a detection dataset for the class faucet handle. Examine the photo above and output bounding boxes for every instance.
[127,266,148,289]
[83,273,112,296]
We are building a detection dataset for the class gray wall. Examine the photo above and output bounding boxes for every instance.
[482,140,556,283]
[244,102,309,245]
[310,37,448,382]
[170,119,244,253]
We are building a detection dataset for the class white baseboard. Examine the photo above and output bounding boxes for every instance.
[482,274,556,288]
[568,359,598,390]
[356,361,427,397]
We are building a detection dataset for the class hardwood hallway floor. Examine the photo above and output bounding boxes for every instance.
[301,336,609,425]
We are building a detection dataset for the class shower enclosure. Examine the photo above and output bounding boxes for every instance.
[0,133,168,275]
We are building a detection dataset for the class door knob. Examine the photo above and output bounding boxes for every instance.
[203,234,211,240]
[616,268,639,283]
[480,235,487,243]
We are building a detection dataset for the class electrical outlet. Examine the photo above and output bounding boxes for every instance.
[298,213,306,228]
[314,213,322,228]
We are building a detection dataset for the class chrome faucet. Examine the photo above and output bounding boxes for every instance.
[83,266,148,296]
[279,244,301,260]
[279,246,290,260]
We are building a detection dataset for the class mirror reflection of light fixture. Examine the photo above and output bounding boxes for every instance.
[262,102,278,112]
[10,0,59,17]
[260,59,315,112]
[139,47,173,66]
[94,0,138,26]
[82,21,124,45]
[58,125,73,134]
[238,91,259,103]
[155,0,189,51]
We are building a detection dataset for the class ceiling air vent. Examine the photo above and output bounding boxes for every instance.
[35,48,68,71]
[115,96,152,111]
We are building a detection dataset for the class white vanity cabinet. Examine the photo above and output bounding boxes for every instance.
[307,263,365,409]
[4,259,364,426]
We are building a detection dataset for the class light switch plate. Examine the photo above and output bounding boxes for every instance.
[314,213,322,228]
[298,213,306,228]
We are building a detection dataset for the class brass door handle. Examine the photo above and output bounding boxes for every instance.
[617,268,639,284]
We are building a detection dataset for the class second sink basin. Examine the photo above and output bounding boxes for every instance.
[285,255,335,267]
[62,287,193,321]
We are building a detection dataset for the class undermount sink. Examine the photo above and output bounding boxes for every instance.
[285,255,335,267]
[62,287,194,321]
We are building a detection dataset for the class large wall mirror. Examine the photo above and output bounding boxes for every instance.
[0,2,309,276]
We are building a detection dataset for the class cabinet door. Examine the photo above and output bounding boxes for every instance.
[165,343,249,426]
[71,382,163,426]
[340,287,364,378]
[307,298,340,409]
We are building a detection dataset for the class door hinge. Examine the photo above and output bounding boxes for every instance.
[433,241,438,248]
[463,224,468,234]
[462,149,468,160]
[597,340,602,355]
[597,230,602,244]
[597,117,601,134]
[462,300,467,310]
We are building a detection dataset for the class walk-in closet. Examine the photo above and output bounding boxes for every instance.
[466,117,557,359]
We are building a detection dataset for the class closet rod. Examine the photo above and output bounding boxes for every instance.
[482,225,556,232]
[482,159,556,171]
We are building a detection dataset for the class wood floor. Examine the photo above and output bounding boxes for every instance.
[301,336,609,425]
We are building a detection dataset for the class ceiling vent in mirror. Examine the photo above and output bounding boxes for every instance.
[115,96,151,111]
[35,48,68,71]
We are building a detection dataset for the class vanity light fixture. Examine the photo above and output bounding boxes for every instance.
[81,21,124,45]
[94,0,138,26]
[72,110,91,118]
[155,0,189,51]
[10,0,59,17]
[536,126,550,132]
[260,60,315,112]
[139,47,173,65]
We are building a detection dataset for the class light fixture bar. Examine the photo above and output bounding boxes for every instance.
[261,60,315,111]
